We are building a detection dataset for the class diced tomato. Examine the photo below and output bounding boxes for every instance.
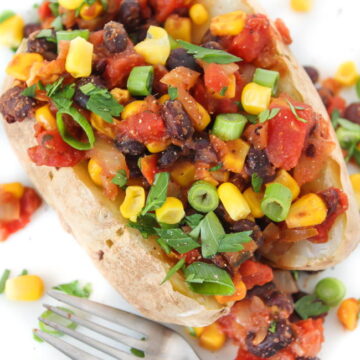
[181,249,202,265]
[243,122,269,150]
[274,18,292,45]
[150,0,191,22]
[239,260,273,290]
[161,66,200,90]
[327,95,346,116]
[153,65,169,95]
[28,126,84,167]
[236,349,265,360]
[38,1,52,21]
[0,188,42,242]
[204,64,230,94]
[116,111,167,144]
[229,14,272,63]
[139,154,159,184]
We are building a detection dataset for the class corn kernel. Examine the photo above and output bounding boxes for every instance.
[35,105,57,131]
[0,14,24,48]
[59,0,83,10]
[146,140,169,153]
[1,182,24,198]
[350,174,360,209]
[270,170,300,200]
[159,94,170,105]
[210,10,246,36]
[241,82,272,115]
[189,4,209,25]
[165,15,192,42]
[110,88,130,104]
[171,161,196,187]
[286,193,327,229]
[222,139,250,174]
[213,74,236,99]
[199,323,226,351]
[80,1,103,20]
[337,298,360,331]
[121,100,147,120]
[194,327,204,337]
[243,188,264,218]
[88,158,103,187]
[5,275,44,301]
[155,197,185,224]
[90,113,116,139]
[194,102,211,131]
[135,26,171,65]
[218,182,251,221]
[6,53,43,81]
[120,186,145,222]
[334,61,359,87]
[290,0,313,12]
[65,37,93,78]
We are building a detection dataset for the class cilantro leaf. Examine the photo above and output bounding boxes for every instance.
[258,108,280,123]
[53,280,92,298]
[251,173,263,193]
[287,100,307,123]
[168,86,178,100]
[46,77,64,97]
[185,214,204,228]
[36,29,57,43]
[268,321,277,333]
[21,84,37,98]
[209,163,222,172]
[112,170,128,188]
[219,86,228,96]
[200,212,225,258]
[155,228,200,254]
[218,231,252,252]
[128,214,158,238]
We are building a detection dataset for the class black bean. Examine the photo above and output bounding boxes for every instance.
[305,143,316,158]
[231,219,264,247]
[173,7,189,17]
[114,138,146,156]
[27,30,57,61]
[104,21,128,53]
[158,145,182,168]
[117,0,142,32]
[166,48,201,72]
[74,76,105,109]
[201,41,223,50]
[344,102,360,125]
[246,319,295,358]
[23,23,41,38]
[201,29,220,44]
[245,148,276,183]
[304,66,319,84]
[317,87,333,108]
[318,188,339,216]
[0,86,36,123]
[161,100,194,141]
[194,138,218,163]
[126,155,144,178]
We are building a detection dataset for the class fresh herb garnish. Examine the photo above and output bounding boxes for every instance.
[0,10,15,24]
[51,16,63,31]
[200,212,225,258]
[178,40,242,64]
[45,77,64,97]
[49,1,60,16]
[168,86,178,100]
[0,269,10,294]
[268,321,277,333]
[209,163,222,172]
[335,118,360,161]
[294,295,329,319]
[155,228,200,254]
[218,231,252,252]
[156,237,171,254]
[287,100,307,123]
[36,29,57,43]
[356,79,360,99]
[161,258,185,284]
[112,169,128,188]
[258,107,280,123]
[185,214,204,228]
[21,84,37,98]
[80,83,123,123]
[53,280,92,298]
[141,172,170,215]
[20,269,28,276]
[251,173,263,193]
[184,262,235,296]
[219,86,228,96]
[331,108,341,128]
[128,214,158,238]
[130,348,145,358]
[291,270,299,281]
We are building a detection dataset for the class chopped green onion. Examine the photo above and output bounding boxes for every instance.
[156,237,171,254]
[253,68,280,95]
[161,258,185,284]
[212,113,247,141]
[127,66,154,96]
[56,108,95,150]
[251,173,263,193]
[39,307,77,336]
[188,181,219,213]
[112,169,128,188]
[56,30,90,44]
[0,10,15,24]
[168,35,180,50]
[130,348,145,358]
[315,277,346,307]
[0,269,10,294]
[36,29,57,43]
[261,183,292,222]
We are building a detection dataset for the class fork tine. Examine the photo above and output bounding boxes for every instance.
[33,329,103,360]
[47,290,163,335]
[43,304,146,350]
[39,316,136,360]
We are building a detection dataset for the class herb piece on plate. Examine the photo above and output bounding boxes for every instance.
[53,280,92,298]
[0,269,10,294]
[161,258,185,284]
[112,169,128,188]
[217,231,252,252]
[295,294,329,319]
[128,213,158,238]
[155,228,200,254]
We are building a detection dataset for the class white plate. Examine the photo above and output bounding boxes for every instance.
[0,1,359,359]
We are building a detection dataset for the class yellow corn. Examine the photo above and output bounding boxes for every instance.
[164,15,192,42]
[110,88,130,104]
[88,158,103,187]
[120,186,145,222]
[80,1,103,20]
[65,37,93,78]
[0,14,24,48]
[243,188,264,218]
[199,323,226,351]
[189,4,209,25]
[222,139,250,174]
[159,94,170,105]
[213,74,236,99]
[1,182,24,198]
[35,105,57,131]
[90,113,116,139]
[155,197,185,224]
[270,170,300,200]
[6,53,43,81]
[290,0,313,12]
[350,174,360,209]
[121,100,147,120]
[286,193,327,229]
[59,0,83,10]
[135,26,171,65]
[146,140,169,153]
[171,161,196,187]
[194,102,211,131]
[210,10,246,36]
[334,61,359,87]
[218,182,251,221]
[194,327,205,337]
[5,275,44,301]
[337,298,360,331]
[241,82,272,115]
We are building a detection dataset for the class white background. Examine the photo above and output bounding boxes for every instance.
[0,1,359,359]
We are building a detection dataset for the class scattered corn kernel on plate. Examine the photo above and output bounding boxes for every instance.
[0,0,360,359]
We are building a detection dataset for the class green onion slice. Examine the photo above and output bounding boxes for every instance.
[161,258,185,284]
[56,30,90,43]
[261,183,292,222]
[0,269,10,294]
[56,107,95,150]
[188,181,219,213]
[0,10,15,24]
[253,68,280,95]
[212,113,248,141]
[315,277,346,307]
[39,307,77,336]
[127,66,154,96]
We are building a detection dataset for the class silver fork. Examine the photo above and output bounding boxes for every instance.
[33,290,216,360]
